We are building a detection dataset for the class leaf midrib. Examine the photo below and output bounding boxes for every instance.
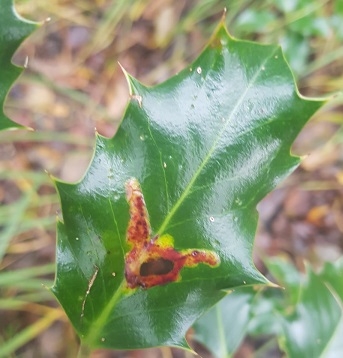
[85,42,278,346]
[157,46,278,236]
[86,280,126,345]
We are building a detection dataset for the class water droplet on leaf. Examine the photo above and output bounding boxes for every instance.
[235,198,242,206]
[220,38,228,46]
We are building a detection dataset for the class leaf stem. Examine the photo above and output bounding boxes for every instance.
[85,280,126,346]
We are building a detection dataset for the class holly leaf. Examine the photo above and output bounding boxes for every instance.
[193,287,259,357]
[51,22,324,351]
[320,257,343,300]
[318,258,343,357]
[279,264,342,358]
[0,0,39,131]
[193,257,343,357]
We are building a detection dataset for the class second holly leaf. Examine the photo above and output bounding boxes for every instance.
[51,22,324,350]
[0,0,39,130]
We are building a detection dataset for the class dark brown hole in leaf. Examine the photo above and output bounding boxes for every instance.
[140,258,174,276]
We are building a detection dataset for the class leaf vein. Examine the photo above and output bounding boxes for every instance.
[157,47,279,235]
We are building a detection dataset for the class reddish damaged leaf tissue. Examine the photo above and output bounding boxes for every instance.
[124,178,220,289]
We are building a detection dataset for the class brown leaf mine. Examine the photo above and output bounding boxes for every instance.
[124,178,220,289]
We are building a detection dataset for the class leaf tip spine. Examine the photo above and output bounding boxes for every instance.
[176,338,195,354]
[8,123,32,131]
[95,130,108,142]
[209,17,234,49]
[44,16,52,24]
[266,280,281,289]
[118,62,133,96]
[221,7,227,24]
[44,168,54,179]
[299,153,309,161]
[11,0,41,28]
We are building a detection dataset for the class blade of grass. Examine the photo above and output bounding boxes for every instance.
[0,195,31,260]
[0,309,64,358]
[18,73,115,122]
[301,47,343,78]
[14,215,56,232]
[0,301,57,314]
[0,130,92,145]
[268,0,329,31]
[78,0,131,59]
[0,279,54,290]
[0,263,55,286]
[0,170,53,184]
[0,292,54,309]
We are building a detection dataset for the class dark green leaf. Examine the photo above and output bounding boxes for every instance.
[316,258,343,357]
[51,22,324,350]
[265,256,302,305]
[247,286,283,337]
[193,287,258,357]
[0,0,39,130]
[194,258,343,357]
[320,257,343,300]
[280,267,342,358]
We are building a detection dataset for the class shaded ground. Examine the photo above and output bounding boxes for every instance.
[1,0,343,357]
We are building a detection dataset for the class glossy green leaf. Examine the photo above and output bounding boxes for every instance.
[247,286,283,337]
[51,22,324,351]
[0,0,39,130]
[193,287,258,358]
[283,258,343,358]
[313,258,343,358]
[194,258,343,357]
[320,257,343,300]
[265,258,343,357]
[244,257,303,338]
[265,256,302,305]
[192,259,288,357]
[280,266,342,358]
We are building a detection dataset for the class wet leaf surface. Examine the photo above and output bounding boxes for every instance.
[193,287,258,358]
[0,0,38,130]
[278,261,343,358]
[51,22,324,350]
[194,257,343,358]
